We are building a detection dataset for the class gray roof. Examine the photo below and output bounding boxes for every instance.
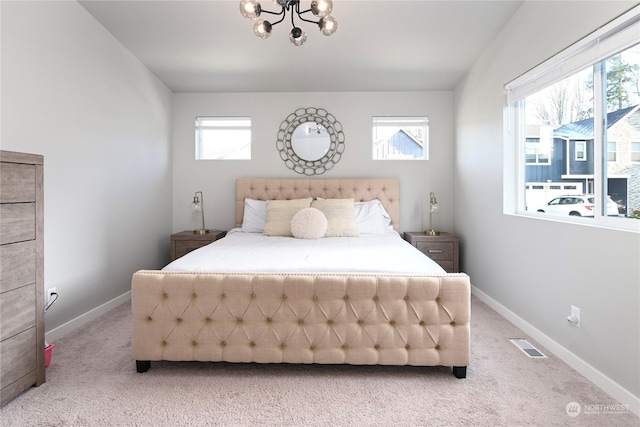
[554,105,639,139]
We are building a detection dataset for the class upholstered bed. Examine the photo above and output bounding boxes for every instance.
[131,178,470,378]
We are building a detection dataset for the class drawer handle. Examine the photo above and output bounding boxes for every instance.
[427,249,444,254]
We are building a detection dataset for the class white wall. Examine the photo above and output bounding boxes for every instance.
[172,92,454,234]
[455,0,639,410]
[1,1,173,335]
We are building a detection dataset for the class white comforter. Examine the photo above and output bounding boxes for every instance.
[163,229,446,274]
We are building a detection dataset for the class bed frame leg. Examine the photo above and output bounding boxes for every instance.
[453,366,467,379]
[136,360,151,373]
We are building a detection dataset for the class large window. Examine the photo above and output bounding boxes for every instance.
[372,116,429,160]
[195,117,251,160]
[504,5,640,229]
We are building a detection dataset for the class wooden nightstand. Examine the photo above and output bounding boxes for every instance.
[170,230,226,261]
[403,231,460,273]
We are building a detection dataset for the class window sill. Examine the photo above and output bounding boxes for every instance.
[505,211,640,233]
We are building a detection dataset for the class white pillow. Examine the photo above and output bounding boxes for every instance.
[241,198,267,233]
[354,200,392,234]
[291,208,328,239]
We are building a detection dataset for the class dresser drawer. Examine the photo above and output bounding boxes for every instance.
[0,241,36,293]
[0,284,36,341]
[0,163,36,203]
[0,327,37,389]
[0,203,36,245]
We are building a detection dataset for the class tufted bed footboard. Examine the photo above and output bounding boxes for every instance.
[131,270,470,378]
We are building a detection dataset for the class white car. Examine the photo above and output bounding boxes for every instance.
[538,195,619,217]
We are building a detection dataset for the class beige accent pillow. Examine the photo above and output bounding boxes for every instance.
[263,198,313,236]
[311,198,359,237]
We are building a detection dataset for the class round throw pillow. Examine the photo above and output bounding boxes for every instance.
[291,207,328,239]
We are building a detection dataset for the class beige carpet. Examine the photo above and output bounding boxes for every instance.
[1,296,637,427]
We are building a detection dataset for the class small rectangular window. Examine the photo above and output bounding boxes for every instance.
[195,117,251,160]
[372,116,429,160]
[632,142,640,162]
[575,141,586,161]
[607,141,617,161]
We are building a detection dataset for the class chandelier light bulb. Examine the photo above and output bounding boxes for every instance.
[289,26,307,46]
[311,0,333,17]
[240,0,261,19]
[318,15,337,36]
[253,19,272,38]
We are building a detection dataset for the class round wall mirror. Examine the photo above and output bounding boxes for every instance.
[276,107,345,175]
[291,122,331,161]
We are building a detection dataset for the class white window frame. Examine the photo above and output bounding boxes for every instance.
[503,5,640,233]
[195,116,251,160]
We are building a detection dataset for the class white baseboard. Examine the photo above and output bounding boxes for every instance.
[45,291,131,344]
[471,285,640,417]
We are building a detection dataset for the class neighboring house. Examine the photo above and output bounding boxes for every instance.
[525,105,640,215]
[373,129,424,160]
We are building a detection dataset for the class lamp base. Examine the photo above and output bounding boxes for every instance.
[193,229,210,235]
[425,230,440,236]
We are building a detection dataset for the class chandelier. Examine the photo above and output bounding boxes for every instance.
[239,0,338,46]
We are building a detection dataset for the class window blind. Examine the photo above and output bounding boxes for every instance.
[505,5,640,103]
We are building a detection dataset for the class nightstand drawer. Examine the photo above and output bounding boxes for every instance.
[403,231,460,273]
[174,240,212,259]
[170,230,226,261]
[415,241,454,261]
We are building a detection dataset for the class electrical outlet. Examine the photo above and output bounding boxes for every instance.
[567,305,581,327]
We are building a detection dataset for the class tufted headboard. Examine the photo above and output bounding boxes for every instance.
[236,178,400,232]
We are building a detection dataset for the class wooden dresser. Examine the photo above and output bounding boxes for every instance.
[0,150,45,406]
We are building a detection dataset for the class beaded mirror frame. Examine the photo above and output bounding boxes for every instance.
[276,107,345,175]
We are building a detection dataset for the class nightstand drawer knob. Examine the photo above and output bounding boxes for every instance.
[427,249,444,254]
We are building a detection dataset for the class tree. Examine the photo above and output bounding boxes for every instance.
[531,51,640,126]
[531,74,590,127]
[603,54,640,111]
[584,53,640,113]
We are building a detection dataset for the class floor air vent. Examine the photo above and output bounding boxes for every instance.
[509,339,547,358]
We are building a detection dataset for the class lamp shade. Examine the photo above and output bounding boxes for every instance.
[190,191,208,234]
[190,199,202,214]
